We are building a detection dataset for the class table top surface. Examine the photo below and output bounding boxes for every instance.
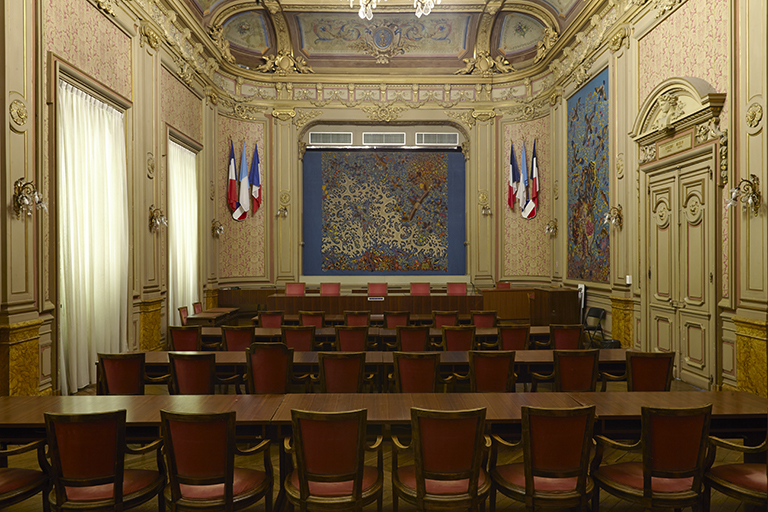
[201,326,550,338]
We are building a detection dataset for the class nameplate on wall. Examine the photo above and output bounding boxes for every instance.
[368,297,385,301]
[658,134,692,159]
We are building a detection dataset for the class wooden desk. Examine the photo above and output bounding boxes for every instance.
[187,307,239,326]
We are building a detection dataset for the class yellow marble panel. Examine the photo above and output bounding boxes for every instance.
[734,316,768,397]
[139,298,164,352]
[0,319,42,396]
[205,288,219,309]
[610,296,634,348]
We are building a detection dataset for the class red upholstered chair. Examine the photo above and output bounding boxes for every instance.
[384,311,410,328]
[44,410,164,512]
[538,324,585,350]
[168,325,203,351]
[0,439,49,511]
[168,352,239,395]
[344,310,370,327]
[334,326,370,352]
[161,410,273,512]
[316,352,369,393]
[392,352,447,393]
[284,409,383,511]
[299,310,325,328]
[392,407,491,511]
[498,324,531,351]
[496,281,511,290]
[703,415,768,511]
[222,325,255,352]
[178,306,189,326]
[471,310,498,328]
[282,326,317,352]
[489,405,597,512]
[468,350,517,392]
[392,326,430,352]
[447,282,467,296]
[601,351,676,391]
[192,302,203,314]
[285,282,306,296]
[97,352,168,395]
[592,405,712,512]
[257,310,284,328]
[432,310,458,328]
[367,283,388,296]
[246,342,294,394]
[531,349,600,392]
[410,282,431,296]
[320,282,340,296]
[439,325,477,351]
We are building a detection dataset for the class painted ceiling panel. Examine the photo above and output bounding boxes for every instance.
[497,12,545,55]
[540,0,580,16]
[223,11,271,54]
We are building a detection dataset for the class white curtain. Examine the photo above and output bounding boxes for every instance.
[57,80,129,395]
[167,140,199,325]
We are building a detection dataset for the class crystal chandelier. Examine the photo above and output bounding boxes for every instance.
[353,0,381,20]
[414,0,440,17]
[350,0,440,20]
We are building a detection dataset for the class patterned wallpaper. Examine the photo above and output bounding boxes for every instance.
[44,0,132,99]
[503,116,551,278]
[217,115,266,280]
[161,67,203,143]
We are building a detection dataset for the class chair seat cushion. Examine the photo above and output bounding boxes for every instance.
[0,468,47,495]
[64,469,161,501]
[493,463,591,493]
[286,466,380,498]
[396,465,488,495]
[595,462,693,493]
[179,468,269,500]
[707,464,767,494]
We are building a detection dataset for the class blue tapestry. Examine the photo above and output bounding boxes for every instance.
[567,68,610,283]
[303,150,465,275]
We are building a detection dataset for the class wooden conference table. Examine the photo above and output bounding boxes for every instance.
[186,307,240,326]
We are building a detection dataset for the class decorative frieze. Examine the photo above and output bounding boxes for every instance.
[255,50,314,75]
[293,109,322,128]
[454,51,515,77]
[695,118,728,185]
[639,143,656,164]
[534,27,559,63]
[361,104,407,122]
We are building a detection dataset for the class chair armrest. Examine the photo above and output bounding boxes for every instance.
[491,435,522,450]
[391,434,411,452]
[452,372,470,381]
[530,372,553,392]
[145,373,170,384]
[483,435,492,450]
[599,371,626,392]
[235,439,270,456]
[595,435,640,452]
[478,341,498,350]
[709,436,768,454]
[125,439,162,455]
[429,342,444,351]
[283,437,294,455]
[0,439,46,457]
[533,339,551,349]
[216,374,241,385]
[366,436,384,452]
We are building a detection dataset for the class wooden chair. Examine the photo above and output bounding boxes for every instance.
[592,404,712,512]
[391,352,451,392]
[410,282,431,296]
[367,282,388,296]
[383,311,410,328]
[390,326,430,352]
[601,350,675,391]
[168,352,240,395]
[315,352,370,393]
[531,349,600,392]
[97,352,168,395]
[537,324,584,350]
[161,410,273,512]
[468,350,517,392]
[471,310,497,328]
[0,439,49,511]
[320,282,340,296]
[285,282,306,296]
[192,302,203,314]
[489,405,597,512]
[447,282,468,296]
[334,325,371,352]
[45,410,164,512]
[498,324,531,351]
[299,310,325,328]
[284,409,383,511]
[703,414,767,511]
[257,310,284,328]
[344,310,371,327]
[438,325,477,351]
[432,310,458,328]
[245,342,295,394]
[222,325,255,352]
[282,326,317,352]
[178,306,189,326]
[168,325,204,351]
[392,407,491,511]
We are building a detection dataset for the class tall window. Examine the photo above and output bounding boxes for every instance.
[57,80,129,395]
[167,140,199,325]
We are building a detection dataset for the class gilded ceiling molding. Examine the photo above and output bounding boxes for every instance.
[293,109,322,128]
[500,92,551,122]
[454,51,515,77]
[472,110,496,125]
[263,0,292,52]
[361,104,408,122]
[255,50,314,75]
[473,0,504,55]
[172,55,195,86]
[204,86,219,106]
[218,96,268,120]
[139,21,161,50]
[350,22,415,64]
[208,24,236,64]
[534,27,559,63]
[94,0,116,17]
[608,26,630,52]
[652,0,684,18]
[271,108,296,122]
[445,110,477,129]
[548,9,618,82]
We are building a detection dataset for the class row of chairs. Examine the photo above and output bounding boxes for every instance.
[258,309,499,328]
[177,302,203,326]
[284,281,470,296]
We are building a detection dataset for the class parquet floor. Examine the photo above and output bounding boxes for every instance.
[2,380,758,511]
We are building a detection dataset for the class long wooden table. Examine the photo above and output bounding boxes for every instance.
[267,293,484,315]
[186,307,240,326]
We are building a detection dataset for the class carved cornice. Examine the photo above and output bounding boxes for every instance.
[218,96,268,120]
[474,0,504,55]
[139,21,161,50]
[445,110,477,129]
[548,9,618,83]
[608,26,630,52]
[94,0,116,16]
[255,50,314,75]
[361,103,408,122]
[500,91,551,122]
[534,27,559,64]
[652,0,684,18]
[208,23,236,64]
[293,109,322,128]
[455,51,515,77]
[204,85,218,106]
[271,108,296,122]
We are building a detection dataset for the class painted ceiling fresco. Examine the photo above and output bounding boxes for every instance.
[542,0,580,16]
[222,11,271,54]
[497,12,545,55]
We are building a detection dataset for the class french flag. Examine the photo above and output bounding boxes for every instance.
[508,143,520,209]
[232,142,249,221]
[249,143,261,211]
[524,139,539,219]
[227,141,238,213]
[519,141,530,213]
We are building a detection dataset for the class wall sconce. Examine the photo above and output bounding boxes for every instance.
[148,204,167,233]
[211,219,224,238]
[603,204,623,229]
[13,177,47,219]
[544,219,558,236]
[276,205,288,218]
[726,174,761,217]
[480,204,492,216]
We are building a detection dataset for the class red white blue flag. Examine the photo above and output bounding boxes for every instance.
[227,140,238,213]
[232,142,249,221]
[249,143,261,211]
[508,143,521,209]
[525,139,539,219]
[519,141,530,214]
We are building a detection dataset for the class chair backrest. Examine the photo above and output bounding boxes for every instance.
[433,310,458,328]
[583,307,605,329]
[469,351,516,392]
[258,310,284,328]
[410,407,486,502]
[168,325,203,351]
[641,405,712,489]
[396,326,430,352]
[161,410,236,505]
[627,351,676,391]
[471,310,497,328]
[222,325,254,352]
[290,409,367,502]
[285,282,306,296]
[447,282,467,296]
[192,302,203,314]
[178,306,189,326]
[442,326,476,351]
[499,324,530,351]
[384,311,410,328]
[45,410,127,507]
[320,282,340,296]
[553,349,600,392]
[168,352,216,395]
[367,283,388,296]
[282,326,316,352]
[335,326,369,352]
[521,405,596,501]
[550,324,585,350]
[97,353,146,395]
[410,282,431,296]
[246,342,294,394]
[344,310,370,327]
[393,352,440,392]
[496,281,511,290]
[299,310,325,328]
[318,352,366,393]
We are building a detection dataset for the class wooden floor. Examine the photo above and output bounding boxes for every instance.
[2,380,757,511]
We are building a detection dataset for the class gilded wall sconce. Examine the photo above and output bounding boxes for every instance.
[276,205,288,218]
[13,177,47,219]
[544,219,558,236]
[726,174,761,217]
[481,204,492,216]
[148,204,167,233]
[603,205,623,229]
[211,220,224,238]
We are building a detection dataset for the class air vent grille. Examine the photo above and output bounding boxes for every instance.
[362,132,406,145]
[416,132,459,146]
[309,132,353,145]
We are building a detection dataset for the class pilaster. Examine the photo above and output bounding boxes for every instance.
[734,315,767,397]
[610,296,634,348]
[204,288,218,309]
[139,297,164,351]
[0,319,42,396]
